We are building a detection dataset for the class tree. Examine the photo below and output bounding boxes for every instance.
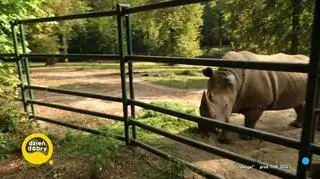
[27,23,60,65]
[136,2,204,57]
[68,0,204,58]
[210,0,314,55]
[41,0,89,62]
[0,0,44,54]
[291,0,302,54]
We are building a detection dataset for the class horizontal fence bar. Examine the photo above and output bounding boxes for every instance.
[0,54,16,62]
[15,10,117,25]
[0,54,15,57]
[310,143,320,155]
[131,139,223,179]
[28,100,123,122]
[131,120,296,178]
[124,0,211,14]
[32,115,125,141]
[126,55,309,73]
[129,99,302,150]
[0,58,16,62]
[26,85,123,103]
[21,53,120,60]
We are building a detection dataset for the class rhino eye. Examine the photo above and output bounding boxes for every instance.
[224,104,228,108]
[211,97,217,103]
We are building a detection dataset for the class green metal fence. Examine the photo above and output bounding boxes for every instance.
[1,0,320,178]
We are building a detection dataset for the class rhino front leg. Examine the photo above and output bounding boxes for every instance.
[240,108,264,140]
[290,103,305,128]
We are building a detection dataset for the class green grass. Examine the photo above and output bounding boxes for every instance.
[29,62,205,73]
[101,102,198,142]
[29,61,210,89]
[53,130,121,173]
[144,69,208,89]
[54,82,109,90]
[150,158,187,179]
[140,68,212,90]
[44,102,199,176]
[150,77,207,89]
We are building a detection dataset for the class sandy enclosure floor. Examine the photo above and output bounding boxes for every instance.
[4,65,320,179]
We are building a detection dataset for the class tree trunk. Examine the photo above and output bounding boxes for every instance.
[291,0,302,54]
[62,31,69,63]
[218,0,223,48]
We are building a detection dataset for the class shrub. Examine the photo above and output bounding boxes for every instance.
[58,131,120,172]
[0,61,33,160]
[0,61,20,101]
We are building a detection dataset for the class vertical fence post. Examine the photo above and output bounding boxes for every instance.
[296,0,320,178]
[117,3,130,145]
[11,22,28,113]
[19,24,35,115]
[124,5,137,139]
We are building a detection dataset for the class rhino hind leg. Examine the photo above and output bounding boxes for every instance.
[239,108,264,140]
[290,103,305,128]
[290,103,320,131]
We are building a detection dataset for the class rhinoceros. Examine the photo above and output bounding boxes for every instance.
[199,50,317,143]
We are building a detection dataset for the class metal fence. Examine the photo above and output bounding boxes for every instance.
[1,0,320,178]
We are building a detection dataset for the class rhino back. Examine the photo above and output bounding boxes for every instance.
[221,51,308,111]
[241,70,307,110]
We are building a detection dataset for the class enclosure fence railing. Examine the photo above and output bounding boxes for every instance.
[1,0,320,178]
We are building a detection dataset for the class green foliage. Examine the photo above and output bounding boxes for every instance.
[150,77,207,89]
[0,104,34,160]
[203,47,233,58]
[58,131,120,171]
[216,0,314,54]
[0,0,45,53]
[28,24,59,54]
[0,116,36,160]
[101,102,198,142]
[0,103,21,133]
[0,61,21,133]
[0,62,19,100]
[179,69,201,76]
[151,158,187,179]
[136,102,198,141]
[0,60,34,160]
[138,3,204,57]
[0,133,16,160]
[36,0,89,59]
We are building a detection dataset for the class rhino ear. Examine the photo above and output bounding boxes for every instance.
[202,67,213,77]
[225,74,236,86]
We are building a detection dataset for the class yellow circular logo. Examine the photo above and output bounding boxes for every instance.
[21,133,53,165]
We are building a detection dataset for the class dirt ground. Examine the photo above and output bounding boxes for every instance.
[1,65,320,179]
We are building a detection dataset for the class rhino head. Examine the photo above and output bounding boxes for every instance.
[199,67,239,143]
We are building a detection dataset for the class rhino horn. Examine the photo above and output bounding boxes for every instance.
[200,91,216,119]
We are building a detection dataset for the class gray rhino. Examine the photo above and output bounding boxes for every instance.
[199,51,317,143]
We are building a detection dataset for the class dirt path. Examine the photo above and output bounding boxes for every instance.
[3,67,320,179]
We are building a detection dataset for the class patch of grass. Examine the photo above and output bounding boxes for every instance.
[0,133,16,160]
[150,76,207,89]
[54,82,108,90]
[30,62,205,72]
[0,102,35,160]
[56,131,120,173]
[0,119,37,160]
[0,103,21,133]
[101,102,198,142]
[150,158,187,179]
[176,69,202,76]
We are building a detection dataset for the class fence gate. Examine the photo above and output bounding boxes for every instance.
[1,0,320,178]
